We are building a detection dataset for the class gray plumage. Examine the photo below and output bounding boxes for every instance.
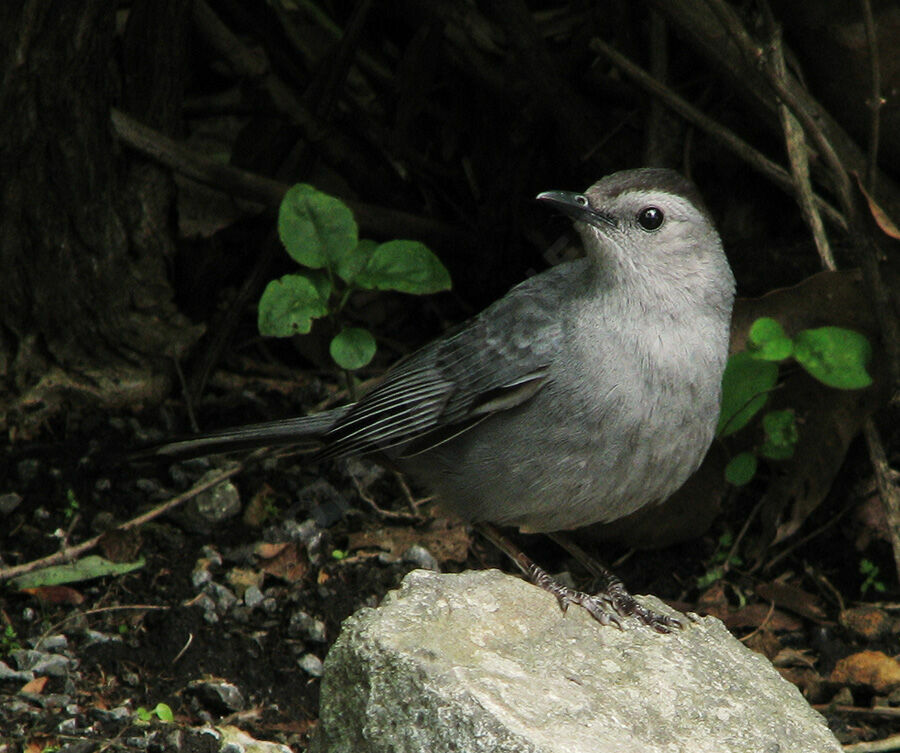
[154,168,735,534]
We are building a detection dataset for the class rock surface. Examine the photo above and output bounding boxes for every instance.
[312,569,841,753]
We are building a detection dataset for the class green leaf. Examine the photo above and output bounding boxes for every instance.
[330,327,377,370]
[305,268,332,300]
[336,239,378,284]
[258,274,331,337]
[725,452,757,486]
[793,327,873,389]
[135,707,153,722]
[11,556,145,589]
[154,703,174,722]
[717,352,779,436]
[747,317,793,361]
[696,565,725,589]
[278,184,357,269]
[354,240,451,294]
[759,409,798,460]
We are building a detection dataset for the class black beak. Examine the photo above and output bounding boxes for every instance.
[536,190,617,229]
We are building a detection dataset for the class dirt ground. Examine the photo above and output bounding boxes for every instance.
[1,378,899,752]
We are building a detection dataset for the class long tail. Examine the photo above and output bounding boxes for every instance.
[140,408,351,460]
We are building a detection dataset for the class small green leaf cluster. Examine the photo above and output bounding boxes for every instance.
[1,624,22,656]
[859,558,886,595]
[64,488,80,521]
[258,184,451,370]
[135,702,174,723]
[719,317,872,486]
[696,531,744,590]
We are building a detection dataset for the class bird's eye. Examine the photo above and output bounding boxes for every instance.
[575,194,589,207]
[637,206,664,231]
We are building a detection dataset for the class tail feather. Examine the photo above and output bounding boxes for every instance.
[140,409,348,460]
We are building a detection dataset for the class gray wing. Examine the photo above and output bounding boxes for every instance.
[316,273,568,459]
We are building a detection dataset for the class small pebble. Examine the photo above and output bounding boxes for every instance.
[298,653,324,677]
[288,610,327,643]
[402,544,439,571]
[0,492,22,514]
[244,585,264,608]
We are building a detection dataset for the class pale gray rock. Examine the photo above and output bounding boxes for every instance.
[193,472,241,523]
[312,569,841,753]
[299,653,325,677]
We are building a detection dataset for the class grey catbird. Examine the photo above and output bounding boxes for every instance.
[150,168,735,630]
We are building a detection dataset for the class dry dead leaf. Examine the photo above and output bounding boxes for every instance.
[722,603,803,632]
[26,740,55,753]
[347,517,469,564]
[743,627,782,659]
[254,541,290,559]
[258,542,308,583]
[758,368,880,548]
[772,647,818,669]
[243,483,277,527]
[853,491,892,550]
[839,606,893,641]
[730,270,875,356]
[98,528,143,562]
[226,567,264,597]
[21,675,48,694]
[695,581,729,620]
[755,581,828,622]
[831,650,900,693]
[22,585,85,605]
[776,666,826,698]
[854,172,900,239]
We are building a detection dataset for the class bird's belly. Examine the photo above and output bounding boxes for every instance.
[402,395,713,533]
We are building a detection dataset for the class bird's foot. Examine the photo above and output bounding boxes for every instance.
[529,563,683,633]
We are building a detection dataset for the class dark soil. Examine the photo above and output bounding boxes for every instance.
[2,379,899,751]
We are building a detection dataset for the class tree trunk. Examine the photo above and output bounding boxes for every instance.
[0,0,201,437]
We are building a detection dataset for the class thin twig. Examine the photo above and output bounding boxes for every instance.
[392,470,428,516]
[349,471,421,523]
[643,11,669,166]
[726,492,763,573]
[37,604,171,650]
[0,459,254,583]
[759,497,856,575]
[808,564,846,614]
[765,18,836,270]
[172,631,194,664]
[588,37,846,230]
[700,0,900,576]
[812,705,900,720]
[859,0,883,191]
[738,600,776,642]
[547,531,606,580]
[173,357,199,433]
[860,0,900,578]
[701,0,853,211]
[863,419,900,584]
[110,108,472,247]
[843,732,900,753]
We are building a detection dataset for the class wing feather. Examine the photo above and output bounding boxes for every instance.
[316,271,573,459]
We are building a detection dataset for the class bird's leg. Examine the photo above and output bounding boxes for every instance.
[475,523,682,633]
[549,531,684,632]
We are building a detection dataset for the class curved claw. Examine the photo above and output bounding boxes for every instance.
[578,595,625,629]
[528,561,685,631]
[615,595,683,633]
